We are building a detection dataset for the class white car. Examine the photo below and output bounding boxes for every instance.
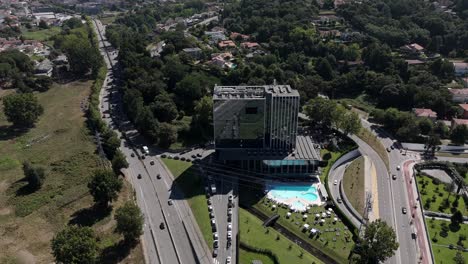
[333,180,338,185]
[397,165,401,170]
[208,205,213,212]
[227,223,232,231]
[213,232,218,240]
[226,256,231,264]
[227,231,232,240]
[227,208,232,216]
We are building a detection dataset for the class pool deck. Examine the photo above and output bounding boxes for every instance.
[266,182,325,211]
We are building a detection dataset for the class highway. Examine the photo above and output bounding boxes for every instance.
[91,18,212,264]
[360,120,431,264]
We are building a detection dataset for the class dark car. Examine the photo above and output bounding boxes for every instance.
[390,145,395,150]
[150,160,155,165]
[197,153,202,157]
[392,174,397,180]
[157,174,161,179]
[180,157,186,161]
[137,174,142,179]
[131,153,135,157]
[402,207,407,214]
[160,222,165,229]
[168,200,173,206]
[161,154,167,158]
[174,156,180,160]
[212,249,218,258]
[191,154,197,159]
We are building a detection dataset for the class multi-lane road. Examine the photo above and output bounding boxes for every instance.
[92,18,213,264]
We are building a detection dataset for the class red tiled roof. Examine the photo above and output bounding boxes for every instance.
[413,108,437,118]
[453,118,468,126]
[459,104,468,112]
[218,40,236,48]
[240,42,259,49]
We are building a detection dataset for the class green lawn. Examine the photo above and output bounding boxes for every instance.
[418,174,467,216]
[239,208,324,264]
[161,158,213,249]
[427,219,468,264]
[253,200,354,264]
[319,149,341,182]
[343,156,365,215]
[239,248,275,264]
[22,26,61,42]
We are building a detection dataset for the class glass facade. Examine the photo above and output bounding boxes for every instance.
[213,98,266,148]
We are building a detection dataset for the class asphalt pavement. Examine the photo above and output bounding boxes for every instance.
[92,18,212,264]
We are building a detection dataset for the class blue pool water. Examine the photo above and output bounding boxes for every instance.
[268,184,319,202]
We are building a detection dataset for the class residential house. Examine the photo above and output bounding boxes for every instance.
[412,108,437,121]
[147,41,166,58]
[209,52,236,69]
[459,104,468,119]
[218,40,236,49]
[205,31,226,44]
[448,88,468,103]
[451,118,468,129]
[182,47,202,60]
[453,62,468,77]
[400,43,425,54]
[240,42,259,50]
[230,32,249,41]
[34,59,53,77]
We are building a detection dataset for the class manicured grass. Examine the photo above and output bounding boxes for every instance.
[254,200,354,264]
[436,152,468,158]
[239,248,275,264]
[426,219,468,264]
[0,82,143,262]
[343,156,365,215]
[22,26,61,42]
[161,158,213,249]
[319,149,341,182]
[239,208,324,264]
[357,127,389,169]
[418,174,467,216]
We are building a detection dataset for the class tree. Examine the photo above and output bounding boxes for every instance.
[315,57,335,81]
[58,34,101,76]
[88,170,122,207]
[22,161,45,190]
[451,210,463,227]
[38,20,49,29]
[115,202,144,242]
[112,150,129,175]
[190,96,213,139]
[2,93,44,128]
[51,225,98,264]
[418,118,433,135]
[102,129,121,159]
[357,219,399,264]
[33,76,53,92]
[451,125,468,145]
[340,111,362,135]
[158,122,177,148]
[152,93,178,123]
[425,133,441,157]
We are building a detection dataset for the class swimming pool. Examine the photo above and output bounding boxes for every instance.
[268,185,319,202]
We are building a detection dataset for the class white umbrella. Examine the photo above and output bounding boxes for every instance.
[315,213,320,218]
[310,228,317,234]
[303,224,310,230]
[286,212,291,218]
[303,214,308,219]
[333,217,338,222]
[328,208,333,212]
[272,205,276,208]
[306,206,311,210]
[322,212,327,218]
[326,211,331,215]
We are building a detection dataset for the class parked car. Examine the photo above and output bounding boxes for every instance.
[150,160,155,165]
[337,197,342,203]
[157,174,161,179]
[212,249,218,257]
[227,223,232,231]
[191,154,197,159]
[386,148,391,152]
[227,208,232,216]
[402,207,407,214]
[333,180,338,185]
[160,222,165,229]
[174,156,180,160]
[392,174,397,180]
[226,256,231,264]
[197,153,202,157]
[168,200,173,206]
[210,212,215,219]
[213,233,218,240]
[208,205,213,212]
[213,240,219,248]
[161,154,167,158]
[181,157,186,161]
[131,153,135,157]
[397,165,401,170]
[137,174,142,179]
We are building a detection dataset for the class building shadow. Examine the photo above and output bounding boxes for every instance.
[169,164,204,200]
[68,205,112,226]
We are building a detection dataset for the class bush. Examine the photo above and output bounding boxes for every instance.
[22,161,46,190]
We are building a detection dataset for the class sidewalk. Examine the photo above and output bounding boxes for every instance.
[403,160,433,264]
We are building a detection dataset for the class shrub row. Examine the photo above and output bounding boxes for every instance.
[239,240,280,264]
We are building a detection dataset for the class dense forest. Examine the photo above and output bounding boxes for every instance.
[106,0,467,146]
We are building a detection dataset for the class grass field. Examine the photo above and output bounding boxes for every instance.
[427,219,468,264]
[343,157,365,215]
[319,149,341,182]
[161,158,213,249]
[418,175,467,216]
[21,26,61,42]
[0,82,143,263]
[436,152,468,158]
[239,208,324,264]
[239,248,275,264]
[357,127,389,169]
